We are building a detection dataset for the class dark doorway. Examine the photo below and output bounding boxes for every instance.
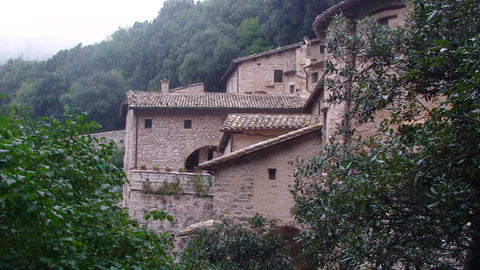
[185,149,199,171]
[185,145,218,171]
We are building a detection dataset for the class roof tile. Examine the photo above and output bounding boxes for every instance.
[126,91,306,111]
[222,114,322,130]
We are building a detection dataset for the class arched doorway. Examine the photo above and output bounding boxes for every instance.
[185,145,218,171]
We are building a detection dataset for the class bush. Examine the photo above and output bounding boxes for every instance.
[0,107,174,269]
[177,214,294,270]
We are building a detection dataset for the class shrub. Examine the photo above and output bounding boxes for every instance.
[177,214,294,270]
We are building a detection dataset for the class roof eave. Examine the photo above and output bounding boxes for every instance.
[313,0,365,39]
[200,124,323,170]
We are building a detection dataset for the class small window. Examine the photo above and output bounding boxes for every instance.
[378,15,397,27]
[320,45,326,54]
[311,72,319,83]
[144,119,152,129]
[274,70,283,83]
[378,17,389,26]
[184,120,192,129]
[268,169,277,180]
[290,85,295,94]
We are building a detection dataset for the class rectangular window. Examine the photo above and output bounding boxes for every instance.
[274,70,283,83]
[290,85,295,94]
[311,72,319,83]
[184,119,192,129]
[320,45,326,54]
[144,119,152,129]
[268,168,277,180]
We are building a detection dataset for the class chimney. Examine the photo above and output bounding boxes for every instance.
[303,36,311,45]
[161,79,169,92]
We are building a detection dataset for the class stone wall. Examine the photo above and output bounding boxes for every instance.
[320,0,412,140]
[91,130,125,149]
[125,170,215,232]
[212,130,323,225]
[225,41,323,98]
[124,109,227,171]
[226,49,297,95]
[230,130,289,152]
[168,82,204,94]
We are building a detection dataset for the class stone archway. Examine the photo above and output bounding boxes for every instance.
[185,145,218,171]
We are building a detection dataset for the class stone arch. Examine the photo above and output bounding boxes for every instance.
[184,145,218,171]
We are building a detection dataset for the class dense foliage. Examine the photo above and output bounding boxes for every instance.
[0,0,336,131]
[291,0,480,268]
[0,106,174,269]
[177,214,294,269]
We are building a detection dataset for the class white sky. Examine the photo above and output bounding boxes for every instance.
[0,0,167,63]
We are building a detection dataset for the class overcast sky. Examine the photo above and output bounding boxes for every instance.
[0,0,167,63]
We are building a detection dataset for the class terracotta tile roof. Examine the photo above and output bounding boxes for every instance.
[222,114,323,131]
[125,91,306,111]
[200,124,322,169]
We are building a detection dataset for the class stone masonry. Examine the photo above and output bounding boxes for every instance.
[126,170,214,233]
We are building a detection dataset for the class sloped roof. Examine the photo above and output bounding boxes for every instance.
[200,124,322,169]
[313,0,365,39]
[125,91,307,112]
[222,113,322,131]
[313,0,407,38]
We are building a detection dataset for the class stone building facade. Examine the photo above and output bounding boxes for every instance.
[221,37,325,98]
[122,90,308,231]
[200,121,323,224]
[125,170,214,232]
[306,0,412,139]
[121,0,413,234]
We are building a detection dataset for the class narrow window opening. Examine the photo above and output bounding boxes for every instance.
[274,70,283,83]
[290,85,295,94]
[311,72,319,83]
[320,45,326,54]
[144,119,152,129]
[378,15,397,26]
[268,168,277,180]
[184,120,192,129]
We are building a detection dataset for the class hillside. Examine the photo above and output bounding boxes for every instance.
[0,0,339,131]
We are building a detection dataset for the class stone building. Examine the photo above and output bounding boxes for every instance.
[221,37,325,98]
[200,115,323,224]
[121,0,413,233]
[121,90,308,230]
[306,0,412,139]
[122,91,306,172]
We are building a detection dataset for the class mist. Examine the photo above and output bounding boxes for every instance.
[0,35,81,63]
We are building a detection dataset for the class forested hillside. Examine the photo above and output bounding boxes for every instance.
[0,0,338,131]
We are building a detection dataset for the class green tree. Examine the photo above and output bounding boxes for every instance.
[0,58,45,106]
[60,69,127,131]
[14,72,70,119]
[291,0,480,268]
[0,107,173,269]
[178,215,294,270]
[236,17,271,56]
